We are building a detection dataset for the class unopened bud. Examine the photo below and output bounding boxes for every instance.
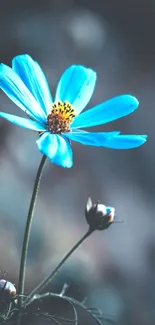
[85,198,115,231]
[0,279,16,302]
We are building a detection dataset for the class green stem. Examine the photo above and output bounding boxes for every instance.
[18,154,46,306]
[25,227,94,303]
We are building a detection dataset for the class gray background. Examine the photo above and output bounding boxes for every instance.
[0,1,154,324]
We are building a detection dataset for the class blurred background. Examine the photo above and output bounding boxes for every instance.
[0,0,154,324]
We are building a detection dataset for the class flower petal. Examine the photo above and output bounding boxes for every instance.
[0,63,46,123]
[55,65,96,115]
[66,131,147,148]
[0,112,46,131]
[65,130,120,146]
[36,132,73,168]
[12,54,53,115]
[71,95,139,128]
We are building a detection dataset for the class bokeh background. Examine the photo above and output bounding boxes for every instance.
[0,0,154,324]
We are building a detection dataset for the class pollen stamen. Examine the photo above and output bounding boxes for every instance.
[47,100,76,134]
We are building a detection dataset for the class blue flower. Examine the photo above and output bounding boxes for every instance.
[0,54,147,168]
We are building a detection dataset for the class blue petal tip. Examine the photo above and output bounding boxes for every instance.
[127,95,139,109]
[141,135,148,141]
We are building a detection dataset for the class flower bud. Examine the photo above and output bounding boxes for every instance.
[0,279,16,302]
[85,197,115,231]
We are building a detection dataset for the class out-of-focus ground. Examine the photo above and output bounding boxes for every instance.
[0,0,155,324]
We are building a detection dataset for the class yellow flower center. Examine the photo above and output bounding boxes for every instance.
[47,100,76,134]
